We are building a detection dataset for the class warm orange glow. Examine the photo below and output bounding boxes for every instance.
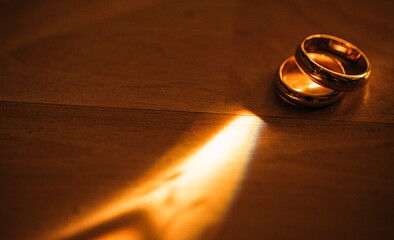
[283,54,343,96]
[307,82,321,89]
[44,113,263,240]
[329,41,348,55]
[94,227,143,240]
[294,82,321,92]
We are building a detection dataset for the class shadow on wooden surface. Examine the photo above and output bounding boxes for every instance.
[0,102,234,240]
[0,0,393,122]
[0,0,393,240]
[1,102,393,240]
[58,209,157,240]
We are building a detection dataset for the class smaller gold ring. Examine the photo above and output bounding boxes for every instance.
[276,54,344,108]
[295,34,371,92]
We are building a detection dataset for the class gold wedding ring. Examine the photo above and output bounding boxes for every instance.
[276,34,371,107]
[295,34,371,92]
[277,54,344,107]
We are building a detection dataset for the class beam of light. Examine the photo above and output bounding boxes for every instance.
[44,112,263,240]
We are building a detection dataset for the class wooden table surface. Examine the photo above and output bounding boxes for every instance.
[0,0,393,239]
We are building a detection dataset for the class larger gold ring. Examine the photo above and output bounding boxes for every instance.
[295,34,371,92]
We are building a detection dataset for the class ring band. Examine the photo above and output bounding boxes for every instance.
[295,34,371,92]
[276,54,344,108]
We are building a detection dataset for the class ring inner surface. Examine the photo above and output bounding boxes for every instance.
[303,37,367,75]
[282,53,344,96]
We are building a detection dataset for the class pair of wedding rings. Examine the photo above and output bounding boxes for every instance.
[276,34,371,107]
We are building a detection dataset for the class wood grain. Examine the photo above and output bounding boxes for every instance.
[220,116,394,240]
[0,102,393,240]
[0,0,393,239]
[0,0,393,122]
[0,101,233,240]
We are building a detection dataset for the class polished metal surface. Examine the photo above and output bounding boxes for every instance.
[294,34,371,92]
[276,54,344,108]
